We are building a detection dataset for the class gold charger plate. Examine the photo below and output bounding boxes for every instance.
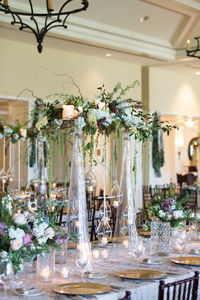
[53,282,111,295]
[116,269,165,280]
[172,256,200,266]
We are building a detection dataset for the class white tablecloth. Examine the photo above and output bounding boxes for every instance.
[3,240,200,300]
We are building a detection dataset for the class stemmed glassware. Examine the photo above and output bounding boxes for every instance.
[132,239,144,265]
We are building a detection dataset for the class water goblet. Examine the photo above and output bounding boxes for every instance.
[75,257,88,280]
[133,240,144,265]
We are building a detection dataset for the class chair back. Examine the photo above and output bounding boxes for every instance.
[158,271,199,300]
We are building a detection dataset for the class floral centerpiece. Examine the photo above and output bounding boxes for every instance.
[142,186,198,231]
[0,188,70,273]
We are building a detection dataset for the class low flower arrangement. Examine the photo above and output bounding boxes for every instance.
[142,186,199,231]
[0,188,70,273]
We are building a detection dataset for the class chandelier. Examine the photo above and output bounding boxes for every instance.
[186,36,200,59]
[0,0,89,53]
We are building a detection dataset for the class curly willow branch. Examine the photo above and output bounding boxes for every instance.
[35,67,83,98]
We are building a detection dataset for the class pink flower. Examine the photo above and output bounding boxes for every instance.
[23,234,32,245]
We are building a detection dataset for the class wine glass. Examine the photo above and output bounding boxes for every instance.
[133,240,144,265]
[75,257,88,280]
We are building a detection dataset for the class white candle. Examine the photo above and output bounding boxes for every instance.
[61,267,69,279]
[20,128,27,138]
[88,186,93,192]
[92,250,100,259]
[101,250,109,259]
[127,219,133,225]
[186,39,190,50]
[52,183,56,189]
[175,243,181,251]
[62,105,74,120]
[75,221,80,227]
[101,237,108,245]
[113,200,119,207]
[122,240,129,249]
[40,266,50,281]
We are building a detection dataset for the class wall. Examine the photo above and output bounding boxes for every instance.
[149,67,200,186]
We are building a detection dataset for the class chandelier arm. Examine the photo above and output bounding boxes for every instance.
[58,0,88,16]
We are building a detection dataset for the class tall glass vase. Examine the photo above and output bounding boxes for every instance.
[37,135,47,210]
[67,128,92,271]
[113,131,137,245]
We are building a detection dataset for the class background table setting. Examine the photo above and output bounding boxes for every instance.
[2,231,200,300]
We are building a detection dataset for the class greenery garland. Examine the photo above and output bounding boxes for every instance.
[152,112,164,177]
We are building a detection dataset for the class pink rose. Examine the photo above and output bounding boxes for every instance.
[23,234,32,245]
[10,239,23,251]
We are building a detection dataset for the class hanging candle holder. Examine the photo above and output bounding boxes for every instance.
[96,216,112,246]
[113,131,138,246]
[96,134,112,246]
[6,140,14,183]
[111,180,123,208]
[67,125,92,272]
[85,168,97,209]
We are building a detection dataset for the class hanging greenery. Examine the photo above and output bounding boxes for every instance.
[152,112,164,177]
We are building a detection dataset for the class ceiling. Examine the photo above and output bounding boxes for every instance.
[0,0,200,72]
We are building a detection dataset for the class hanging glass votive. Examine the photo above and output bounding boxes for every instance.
[96,216,112,246]
[98,202,112,219]
[85,169,97,193]
[6,168,14,182]
[111,180,123,208]
[1,170,7,184]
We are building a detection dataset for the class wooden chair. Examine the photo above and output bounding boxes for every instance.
[118,291,131,300]
[158,271,199,300]
[142,185,153,209]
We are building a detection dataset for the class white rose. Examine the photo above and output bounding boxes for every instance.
[37,236,48,245]
[98,102,105,110]
[13,213,26,225]
[190,213,195,218]
[9,227,25,240]
[0,251,8,259]
[45,227,55,239]
[33,222,48,237]
[158,210,165,218]
[10,239,23,251]
[173,210,183,220]
[23,211,29,218]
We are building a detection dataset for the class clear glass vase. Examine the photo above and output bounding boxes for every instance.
[151,221,170,254]
[37,251,55,281]
[113,132,137,245]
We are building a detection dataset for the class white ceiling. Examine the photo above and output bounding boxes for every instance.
[0,0,200,72]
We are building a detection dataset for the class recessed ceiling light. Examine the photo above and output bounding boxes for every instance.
[196,71,200,75]
[106,53,112,57]
[139,16,150,22]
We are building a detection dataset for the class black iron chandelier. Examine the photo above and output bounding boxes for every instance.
[0,0,89,53]
[186,36,200,59]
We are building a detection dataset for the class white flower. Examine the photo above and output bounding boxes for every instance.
[158,209,165,218]
[173,210,184,220]
[10,239,23,251]
[75,117,85,130]
[167,214,172,220]
[37,236,48,245]
[3,127,13,136]
[172,205,176,210]
[98,102,105,110]
[78,106,83,113]
[33,222,48,237]
[196,213,200,219]
[0,251,8,259]
[23,211,29,218]
[13,133,19,140]
[45,227,55,239]
[9,227,25,240]
[13,213,26,225]
[190,213,195,218]
[0,133,3,139]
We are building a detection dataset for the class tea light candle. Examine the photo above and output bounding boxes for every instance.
[20,128,27,138]
[88,186,93,192]
[101,237,108,245]
[41,266,50,281]
[122,240,129,249]
[101,250,109,259]
[175,242,181,251]
[75,221,80,227]
[52,182,56,189]
[127,219,133,225]
[61,267,69,279]
[113,200,119,207]
[186,39,190,50]
[92,250,100,259]
[62,105,74,120]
